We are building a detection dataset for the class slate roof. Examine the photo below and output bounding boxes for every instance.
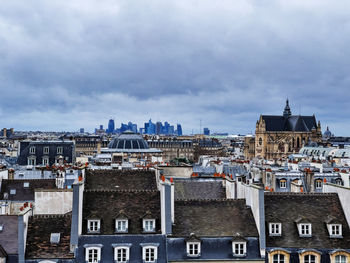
[84,169,157,191]
[26,213,74,259]
[265,193,350,249]
[261,115,317,132]
[82,190,161,235]
[0,179,56,201]
[172,199,258,237]
[174,179,226,200]
[0,216,18,255]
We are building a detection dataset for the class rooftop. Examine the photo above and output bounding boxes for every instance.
[174,179,226,200]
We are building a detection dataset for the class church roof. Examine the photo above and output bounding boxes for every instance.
[261,100,318,132]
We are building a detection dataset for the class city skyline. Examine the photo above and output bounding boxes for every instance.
[1,1,350,135]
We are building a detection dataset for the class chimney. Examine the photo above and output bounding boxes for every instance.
[160,179,172,235]
[18,207,32,263]
[70,181,84,252]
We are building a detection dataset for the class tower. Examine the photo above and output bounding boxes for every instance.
[283,99,292,118]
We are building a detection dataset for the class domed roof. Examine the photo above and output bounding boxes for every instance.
[108,131,149,150]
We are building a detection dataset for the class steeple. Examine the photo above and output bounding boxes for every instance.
[283,99,292,118]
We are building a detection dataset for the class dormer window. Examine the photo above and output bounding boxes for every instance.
[87,219,100,233]
[269,223,282,236]
[232,242,246,256]
[57,147,63,154]
[298,223,312,237]
[115,219,128,233]
[29,146,35,154]
[315,180,322,189]
[280,179,287,189]
[50,233,60,244]
[328,224,342,237]
[187,242,201,257]
[43,146,49,154]
[143,219,155,232]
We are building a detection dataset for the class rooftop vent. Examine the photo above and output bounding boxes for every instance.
[3,193,8,200]
[50,233,60,244]
[10,189,16,195]
[23,182,29,188]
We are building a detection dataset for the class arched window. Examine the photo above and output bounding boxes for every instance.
[335,255,347,263]
[297,138,300,148]
[274,254,285,263]
[304,254,316,263]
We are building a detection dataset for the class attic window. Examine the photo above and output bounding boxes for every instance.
[143,219,155,232]
[23,182,29,188]
[50,233,60,243]
[328,224,342,237]
[0,225,3,232]
[269,223,282,236]
[232,242,246,256]
[87,219,100,233]
[298,223,312,237]
[187,242,201,257]
[280,179,287,189]
[10,189,16,195]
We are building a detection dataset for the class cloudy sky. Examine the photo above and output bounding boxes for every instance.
[1,0,350,135]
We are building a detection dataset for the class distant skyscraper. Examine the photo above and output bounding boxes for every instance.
[107,119,115,133]
[169,125,175,135]
[100,125,103,130]
[177,124,182,136]
[80,128,85,133]
[204,127,210,136]
[145,119,156,134]
[156,122,163,135]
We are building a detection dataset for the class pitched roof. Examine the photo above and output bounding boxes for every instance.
[84,169,157,191]
[265,193,350,249]
[0,215,18,255]
[261,115,317,132]
[82,190,161,235]
[0,179,56,201]
[174,179,226,200]
[26,213,74,259]
[172,199,258,237]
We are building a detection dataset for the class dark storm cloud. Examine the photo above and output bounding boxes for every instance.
[1,0,350,134]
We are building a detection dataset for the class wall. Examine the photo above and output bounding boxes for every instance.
[34,189,73,214]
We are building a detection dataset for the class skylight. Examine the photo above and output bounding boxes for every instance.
[23,182,29,188]
[10,189,16,195]
[50,233,60,244]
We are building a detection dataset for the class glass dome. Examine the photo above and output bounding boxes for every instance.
[108,131,149,150]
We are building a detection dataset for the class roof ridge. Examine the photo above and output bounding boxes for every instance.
[85,189,158,193]
[175,198,245,203]
[32,213,71,219]
[265,192,337,196]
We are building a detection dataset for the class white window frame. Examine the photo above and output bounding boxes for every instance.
[115,219,128,233]
[42,156,49,165]
[328,224,342,237]
[114,246,130,263]
[273,253,286,263]
[304,254,316,263]
[298,223,312,237]
[335,255,347,263]
[142,246,157,263]
[85,247,101,263]
[27,157,36,166]
[315,180,322,189]
[186,241,201,257]
[280,180,287,189]
[57,146,63,154]
[232,242,246,256]
[143,219,155,232]
[269,223,282,236]
[29,146,35,154]
[43,146,49,154]
[88,219,100,233]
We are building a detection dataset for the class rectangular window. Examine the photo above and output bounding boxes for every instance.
[145,247,155,262]
[143,219,155,232]
[315,180,322,189]
[116,219,128,232]
[233,242,246,256]
[269,223,282,236]
[187,242,200,256]
[29,146,35,154]
[87,248,99,263]
[88,220,100,233]
[115,247,128,262]
[330,224,342,236]
[57,147,63,154]
[28,158,36,166]
[43,146,49,154]
[42,157,49,165]
[299,223,312,236]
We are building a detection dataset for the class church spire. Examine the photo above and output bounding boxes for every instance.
[283,99,292,118]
